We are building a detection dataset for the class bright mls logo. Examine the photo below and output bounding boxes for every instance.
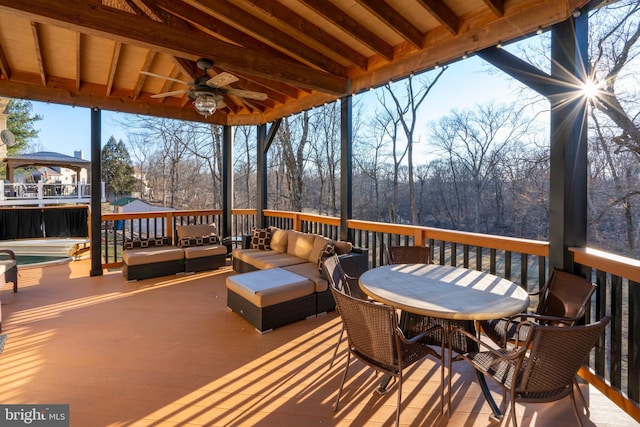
[0,405,69,426]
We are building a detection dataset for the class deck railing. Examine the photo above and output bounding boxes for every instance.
[100,208,639,421]
[0,181,104,206]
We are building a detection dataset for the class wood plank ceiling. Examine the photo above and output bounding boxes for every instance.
[0,0,589,126]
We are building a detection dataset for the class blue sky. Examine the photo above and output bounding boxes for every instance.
[28,54,531,159]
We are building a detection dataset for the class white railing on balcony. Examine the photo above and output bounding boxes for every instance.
[0,181,105,206]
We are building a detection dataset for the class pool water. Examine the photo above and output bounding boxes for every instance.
[15,255,70,265]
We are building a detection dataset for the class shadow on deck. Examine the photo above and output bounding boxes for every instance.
[0,260,635,426]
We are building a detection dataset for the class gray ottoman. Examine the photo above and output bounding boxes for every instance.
[226,268,316,333]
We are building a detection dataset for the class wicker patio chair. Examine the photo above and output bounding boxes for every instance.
[479,268,597,347]
[321,254,367,368]
[388,246,476,359]
[386,245,431,265]
[330,285,444,426]
[448,316,610,427]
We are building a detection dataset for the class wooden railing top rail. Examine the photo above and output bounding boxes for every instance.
[102,209,223,221]
[348,219,549,257]
[233,208,257,216]
[571,247,640,283]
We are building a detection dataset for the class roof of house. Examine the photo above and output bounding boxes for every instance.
[110,196,140,207]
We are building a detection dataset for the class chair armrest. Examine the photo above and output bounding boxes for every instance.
[399,323,444,345]
[510,312,580,326]
[450,325,527,359]
[0,249,16,260]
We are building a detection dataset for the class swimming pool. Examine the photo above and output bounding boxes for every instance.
[15,255,72,266]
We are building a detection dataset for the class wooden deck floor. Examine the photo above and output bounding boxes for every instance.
[0,259,637,426]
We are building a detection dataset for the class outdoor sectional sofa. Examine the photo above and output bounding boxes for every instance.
[121,224,227,281]
[227,227,368,332]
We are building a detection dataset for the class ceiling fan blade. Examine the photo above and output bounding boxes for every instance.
[206,72,239,88]
[216,100,227,109]
[151,89,190,98]
[226,88,268,101]
[140,71,193,86]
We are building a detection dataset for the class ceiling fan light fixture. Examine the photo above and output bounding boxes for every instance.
[194,93,217,117]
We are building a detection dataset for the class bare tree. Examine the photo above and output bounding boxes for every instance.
[428,102,533,232]
[353,114,393,221]
[377,70,447,224]
[233,126,256,208]
[276,112,310,211]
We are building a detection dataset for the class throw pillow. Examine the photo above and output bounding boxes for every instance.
[178,235,221,248]
[332,240,353,255]
[250,228,271,250]
[123,237,170,250]
[317,241,336,273]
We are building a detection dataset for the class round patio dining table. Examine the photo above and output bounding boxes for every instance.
[358,263,530,420]
[358,263,530,320]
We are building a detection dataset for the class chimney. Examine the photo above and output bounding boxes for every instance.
[74,150,84,160]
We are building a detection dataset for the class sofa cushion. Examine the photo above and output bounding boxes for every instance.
[232,248,306,269]
[287,231,315,260]
[332,240,353,255]
[176,224,217,240]
[122,246,184,265]
[250,228,271,250]
[233,248,274,261]
[269,227,288,253]
[251,253,307,270]
[283,262,330,292]
[183,244,227,259]
[226,268,314,307]
[309,235,332,263]
[124,237,171,250]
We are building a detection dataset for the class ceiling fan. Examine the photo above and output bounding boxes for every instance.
[141,58,268,117]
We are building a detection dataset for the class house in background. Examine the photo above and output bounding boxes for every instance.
[110,196,173,236]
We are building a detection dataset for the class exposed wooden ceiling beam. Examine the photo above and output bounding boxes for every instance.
[244,0,369,70]
[122,0,147,17]
[482,0,505,17]
[298,0,394,61]
[133,51,156,100]
[0,42,10,80]
[416,0,459,35]
[171,56,196,80]
[235,73,300,100]
[154,0,295,70]
[30,21,47,86]
[354,0,424,49]
[349,0,578,93]
[194,0,346,77]
[0,74,230,123]
[0,0,348,95]
[210,65,286,104]
[75,32,81,91]
[106,41,122,96]
[157,67,184,104]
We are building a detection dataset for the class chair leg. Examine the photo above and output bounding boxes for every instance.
[510,398,519,427]
[329,325,345,368]
[570,385,585,427]
[396,372,402,427]
[334,352,351,412]
[573,378,589,417]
